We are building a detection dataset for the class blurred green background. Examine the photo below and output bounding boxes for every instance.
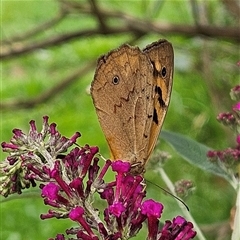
[1,1,239,239]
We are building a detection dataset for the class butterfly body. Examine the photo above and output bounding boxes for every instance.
[91,39,173,174]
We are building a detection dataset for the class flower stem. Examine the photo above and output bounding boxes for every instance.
[231,181,240,240]
[157,167,206,240]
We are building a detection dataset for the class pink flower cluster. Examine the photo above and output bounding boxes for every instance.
[207,136,240,169]
[0,116,196,240]
[207,85,240,174]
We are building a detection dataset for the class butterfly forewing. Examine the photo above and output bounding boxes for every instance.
[91,39,173,174]
[143,40,174,160]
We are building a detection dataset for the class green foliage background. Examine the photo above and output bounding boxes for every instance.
[1,1,239,239]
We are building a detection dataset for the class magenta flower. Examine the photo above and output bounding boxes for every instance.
[141,199,163,240]
[159,216,196,239]
[230,85,240,101]
[112,160,131,173]
[69,207,98,239]
[109,202,126,217]
[174,179,195,199]
[0,116,80,197]
[217,112,236,127]
[217,85,240,133]
[141,199,163,218]
[233,102,240,111]
[207,85,240,179]
[1,116,197,240]
[42,182,60,200]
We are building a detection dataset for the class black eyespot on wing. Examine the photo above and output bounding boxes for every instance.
[162,67,167,78]
[112,76,120,85]
[153,108,158,125]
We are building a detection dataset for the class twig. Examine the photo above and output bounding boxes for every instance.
[89,0,108,31]
[0,61,95,110]
[221,0,240,20]
[190,0,209,26]
[1,22,240,61]
[0,27,130,60]
[1,9,67,45]
[1,3,240,60]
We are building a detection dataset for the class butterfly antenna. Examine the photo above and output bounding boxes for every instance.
[147,180,189,211]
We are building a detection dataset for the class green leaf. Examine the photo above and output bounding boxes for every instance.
[160,130,230,181]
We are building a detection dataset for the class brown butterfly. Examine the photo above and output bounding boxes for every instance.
[91,39,174,174]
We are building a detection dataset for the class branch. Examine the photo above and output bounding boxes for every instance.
[89,0,108,31]
[76,2,240,41]
[125,17,240,41]
[1,22,239,60]
[0,61,95,110]
[1,9,67,45]
[1,3,239,60]
[221,0,240,20]
[0,27,130,60]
